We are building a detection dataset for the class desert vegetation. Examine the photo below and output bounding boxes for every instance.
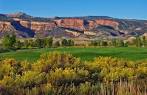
[0,52,146,95]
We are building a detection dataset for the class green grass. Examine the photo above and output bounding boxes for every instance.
[0,47,147,62]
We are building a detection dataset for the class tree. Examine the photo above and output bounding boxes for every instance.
[91,41,98,46]
[24,40,29,48]
[124,42,128,47]
[2,34,16,49]
[28,39,34,48]
[142,36,147,47]
[68,39,74,46]
[61,39,68,46]
[111,39,117,47]
[15,40,22,49]
[101,41,108,46]
[35,38,43,48]
[45,37,53,48]
[61,39,74,46]
[117,39,125,47]
[135,36,142,47]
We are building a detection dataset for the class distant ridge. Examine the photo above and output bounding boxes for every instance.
[6,12,32,18]
[0,12,147,38]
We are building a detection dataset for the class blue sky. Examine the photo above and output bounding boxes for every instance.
[0,0,147,19]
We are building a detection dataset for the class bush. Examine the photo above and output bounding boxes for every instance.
[0,52,146,95]
[0,48,9,53]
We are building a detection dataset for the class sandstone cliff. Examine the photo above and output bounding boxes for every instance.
[55,18,84,30]
[19,20,56,32]
[88,19,119,30]
[0,21,14,32]
[0,12,147,38]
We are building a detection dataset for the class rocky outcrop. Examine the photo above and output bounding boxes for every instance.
[18,20,57,32]
[0,21,34,37]
[88,19,119,30]
[11,21,35,37]
[55,18,84,30]
[30,21,56,32]
[54,19,119,30]
[19,20,30,28]
[0,12,147,38]
[88,20,96,29]
[0,21,15,32]
[95,19,119,29]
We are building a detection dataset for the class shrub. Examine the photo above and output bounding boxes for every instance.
[0,52,146,95]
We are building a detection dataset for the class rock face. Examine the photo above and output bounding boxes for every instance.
[95,19,119,29]
[19,20,56,32]
[30,21,56,32]
[55,18,84,30]
[0,21,15,32]
[88,19,119,30]
[0,18,57,37]
[13,18,57,32]
[55,19,119,30]
[0,12,147,38]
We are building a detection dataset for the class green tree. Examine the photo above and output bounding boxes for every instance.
[45,37,53,48]
[35,38,43,48]
[61,39,68,46]
[24,40,29,48]
[101,41,108,46]
[2,34,16,49]
[68,39,74,46]
[28,39,34,48]
[124,42,128,47]
[15,40,22,49]
[142,36,147,47]
[91,41,98,46]
[111,39,117,47]
[136,36,142,47]
[117,39,125,47]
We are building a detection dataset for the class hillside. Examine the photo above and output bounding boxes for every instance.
[0,12,147,39]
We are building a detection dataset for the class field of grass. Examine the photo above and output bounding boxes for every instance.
[0,47,147,62]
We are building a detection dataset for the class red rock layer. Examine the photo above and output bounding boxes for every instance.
[0,21,15,32]
[95,19,119,29]
[55,18,85,30]
[19,20,57,32]
[0,18,120,36]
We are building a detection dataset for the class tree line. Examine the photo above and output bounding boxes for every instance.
[90,36,147,47]
[1,34,75,50]
[0,34,147,52]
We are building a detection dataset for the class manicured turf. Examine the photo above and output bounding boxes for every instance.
[0,47,147,62]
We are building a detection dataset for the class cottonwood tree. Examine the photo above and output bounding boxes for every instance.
[45,37,53,48]
[2,34,16,49]
[61,39,68,46]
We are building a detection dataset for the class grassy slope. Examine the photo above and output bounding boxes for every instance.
[0,47,147,62]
